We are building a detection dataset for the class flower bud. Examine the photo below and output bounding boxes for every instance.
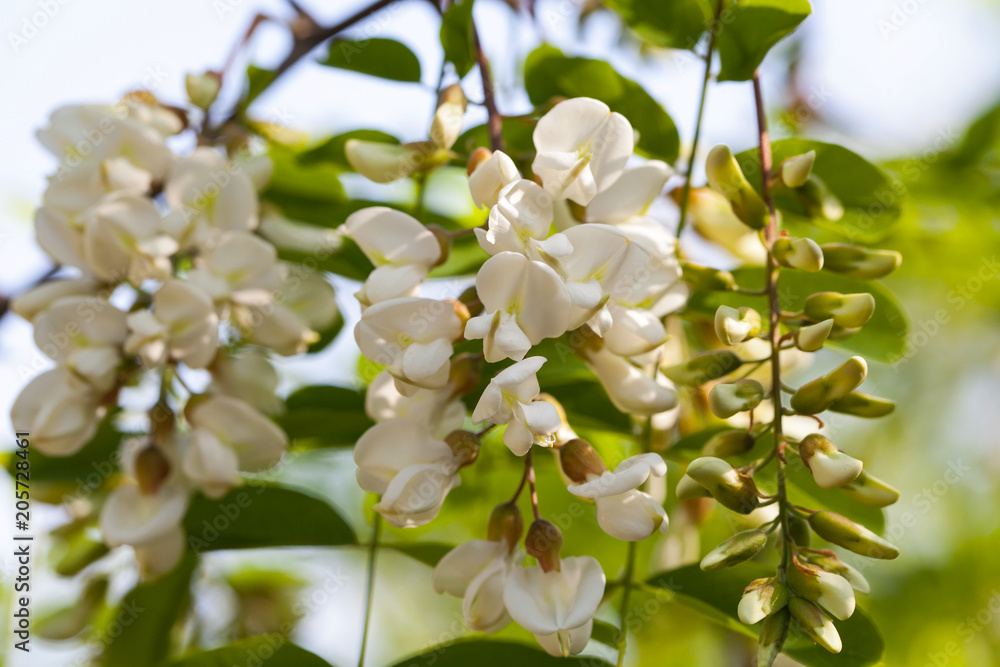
[796,319,834,352]
[54,532,111,577]
[445,298,471,335]
[773,237,824,272]
[798,434,862,489]
[559,438,608,484]
[790,356,868,415]
[425,225,453,268]
[788,597,842,654]
[445,430,480,467]
[738,577,789,624]
[780,150,816,188]
[700,529,768,571]
[663,350,744,386]
[525,519,563,572]
[467,147,493,176]
[135,445,171,495]
[709,380,764,419]
[757,607,790,667]
[795,177,844,221]
[676,474,711,500]
[808,511,899,559]
[702,429,755,457]
[788,513,812,546]
[841,470,900,507]
[345,139,430,183]
[705,145,768,230]
[821,244,901,280]
[804,551,871,594]
[803,292,876,329]
[787,559,855,620]
[685,457,760,514]
[714,306,762,345]
[681,261,737,292]
[185,71,222,110]
[828,392,895,418]
[447,352,482,397]
[430,83,468,150]
[488,501,524,552]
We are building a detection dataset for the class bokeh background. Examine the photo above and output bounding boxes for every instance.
[2,0,999,665]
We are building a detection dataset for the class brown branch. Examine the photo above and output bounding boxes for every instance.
[471,19,503,152]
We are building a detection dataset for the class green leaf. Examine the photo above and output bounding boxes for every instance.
[166,638,334,666]
[261,143,347,229]
[688,268,910,363]
[300,129,399,168]
[735,139,903,242]
[275,385,374,449]
[647,563,885,666]
[246,65,276,106]
[715,0,811,82]
[390,640,615,667]
[385,542,455,567]
[590,619,623,648]
[604,0,711,50]
[440,0,477,78]
[320,38,421,83]
[184,484,356,552]
[103,554,196,667]
[524,44,680,162]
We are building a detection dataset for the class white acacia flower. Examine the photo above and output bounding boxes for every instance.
[188,231,284,305]
[585,161,673,229]
[43,157,152,221]
[10,277,100,322]
[355,297,462,393]
[475,180,572,260]
[10,368,101,456]
[33,295,127,391]
[353,419,461,527]
[101,485,189,548]
[567,453,668,541]
[34,205,87,270]
[208,348,283,415]
[134,526,186,578]
[468,150,519,209]
[345,207,442,307]
[465,252,571,363]
[164,148,258,243]
[125,280,220,369]
[365,369,466,436]
[579,344,676,416]
[532,98,633,205]
[503,556,605,657]
[472,356,561,455]
[432,539,521,633]
[80,193,178,283]
[183,395,287,498]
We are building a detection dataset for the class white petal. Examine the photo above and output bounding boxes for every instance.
[432,539,505,596]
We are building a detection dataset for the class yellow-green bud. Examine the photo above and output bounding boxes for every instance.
[808,511,899,559]
[773,236,824,272]
[757,607,791,667]
[430,83,468,150]
[700,529,768,570]
[796,319,834,352]
[804,292,876,329]
[663,350,744,386]
[714,306,762,345]
[798,434,863,489]
[788,597,842,654]
[702,429,755,457]
[708,380,764,419]
[488,501,524,552]
[705,145,769,230]
[54,533,111,577]
[828,392,895,418]
[795,177,844,221]
[345,139,444,183]
[790,356,868,415]
[681,261,738,292]
[526,519,563,572]
[739,577,789,624]
[841,470,900,507]
[788,513,812,546]
[676,474,711,500]
[804,552,871,594]
[821,244,902,280]
[780,150,816,188]
[685,456,760,514]
[559,438,608,484]
[185,71,222,110]
[787,559,856,620]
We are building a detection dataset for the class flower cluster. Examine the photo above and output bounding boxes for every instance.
[10,88,338,576]
[349,96,687,656]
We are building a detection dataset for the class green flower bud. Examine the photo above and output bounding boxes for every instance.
[790,356,868,415]
[821,244,902,280]
[773,237,824,272]
[789,597,842,654]
[559,438,608,484]
[828,392,895,418]
[702,429,755,457]
[798,434,863,489]
[676,474,711,500]
[787,559,856,620]
[526,519,563,572]
[841,470,900,507]
[796,319,834,352]
[757,607,791,667]
[708,380,765,419]
[808,511,899,559]
[739,577,789,624]
[780,150,816,188]
[788,513,812,547]
[54,533,111,577]
[803,292,876,329]
[430,83,468,150]
[700,529,768,571]
[681,261,737,292]
[794,177,844,221]
[488,501,524,552]
[185,71,221,110]
[803,551,871,594]
[705,145,769,230]
[685,457,760,514]
[663,350,744,386]
[714,306,763,345]
[445,430,481,467]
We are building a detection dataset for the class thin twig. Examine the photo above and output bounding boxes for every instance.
[471,19,503,151]
[526,449,540,520]
[358,515,382,667]
[616,541,637,667]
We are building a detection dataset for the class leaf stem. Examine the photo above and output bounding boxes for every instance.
[616,540,637,667]
[358,515,382,667]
